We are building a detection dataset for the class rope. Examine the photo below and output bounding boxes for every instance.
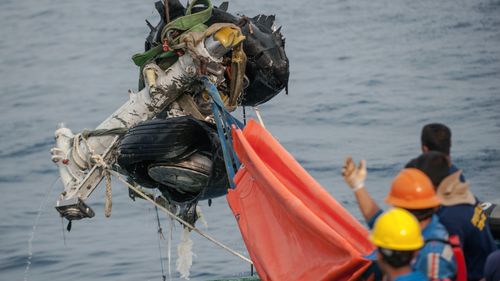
[76,135,117,218]
[108,170,253,265]
[72,134,90,170]
[253,106,265,128]
[104,172,112,217]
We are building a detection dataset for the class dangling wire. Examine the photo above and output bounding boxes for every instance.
[109,170,252,264]
[167,216,173,281]
[60,217,66,246]
[242,106,247,125]
[154,206,167,281]
[25,176,60,281]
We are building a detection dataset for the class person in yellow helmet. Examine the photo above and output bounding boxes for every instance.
[342,159,457,280]
[370,208,428,281]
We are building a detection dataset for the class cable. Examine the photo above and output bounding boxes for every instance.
[154,206,167,281]
[108,170,253,265]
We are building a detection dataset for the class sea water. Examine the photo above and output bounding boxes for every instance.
[1,0,499,280]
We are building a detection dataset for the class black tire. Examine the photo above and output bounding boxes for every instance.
[118,116,211,167]
[117,116,230,203]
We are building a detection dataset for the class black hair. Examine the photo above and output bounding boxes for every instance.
[421,123,452,155]
[379,247,414,268]
[407,208,435,221]
[405,151,450,188]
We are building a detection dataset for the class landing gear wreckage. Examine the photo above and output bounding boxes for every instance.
[50,0,289,226]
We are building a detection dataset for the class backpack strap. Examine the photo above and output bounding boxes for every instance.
[425,235,467,281]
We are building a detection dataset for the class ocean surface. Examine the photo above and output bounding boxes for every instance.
[1,0,499,280]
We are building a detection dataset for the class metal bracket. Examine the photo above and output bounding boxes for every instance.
[55,137,119,221]
[55,197,95,220]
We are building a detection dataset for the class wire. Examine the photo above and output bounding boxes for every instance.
[108,170,253,265]
[154,206,167,281]
[24,176,60,281]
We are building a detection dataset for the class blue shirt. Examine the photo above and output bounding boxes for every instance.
[368,211,457,280]
[437,203,497,280]
[394,271,429,281]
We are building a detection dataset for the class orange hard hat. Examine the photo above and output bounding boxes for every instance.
[385,168,441,209]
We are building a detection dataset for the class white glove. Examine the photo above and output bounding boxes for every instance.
[342,157,367,192]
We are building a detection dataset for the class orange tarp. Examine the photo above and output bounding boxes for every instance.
[227,120,375,281]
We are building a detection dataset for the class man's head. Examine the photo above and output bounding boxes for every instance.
[421,123,452,156]
[370,208,423,270]
[386,168,441,221]
[405,151,450,188]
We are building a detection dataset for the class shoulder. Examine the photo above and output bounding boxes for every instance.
[485,249,500,267]
[438,205,474,220]
[394,271,428,281]
[366,209,384,229]
[484,250,500,281]
[416,217,456,278]
[415,243,456,280]
[423,215,449,239]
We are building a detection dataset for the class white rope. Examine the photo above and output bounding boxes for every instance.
[108,170,253,265]
[252,106,265,128]
[72,134,90,170]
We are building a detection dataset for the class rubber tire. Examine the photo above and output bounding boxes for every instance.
[117,116,229,203]
[118,116,211,166]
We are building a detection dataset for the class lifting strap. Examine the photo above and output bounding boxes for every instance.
[202,77,243,188]
[161,0,213,48]
[132,0,213,67]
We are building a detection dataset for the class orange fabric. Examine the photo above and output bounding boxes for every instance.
[227,120,375,281]
[386,168,441,209]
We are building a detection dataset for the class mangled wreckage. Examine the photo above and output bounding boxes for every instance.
[50,0,289,226]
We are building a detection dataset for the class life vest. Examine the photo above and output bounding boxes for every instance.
[425,234,467,281]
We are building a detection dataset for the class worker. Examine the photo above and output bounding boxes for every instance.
[342,159,457,280]
[419,123,464,181]
[484,250,500,281]
[370,208,428,281]
[407,152,497,281]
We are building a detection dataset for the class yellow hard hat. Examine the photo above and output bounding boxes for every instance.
[370,208,424,251]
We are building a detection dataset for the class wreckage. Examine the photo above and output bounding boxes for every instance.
[48,2,500,280]
[50,0,289,225]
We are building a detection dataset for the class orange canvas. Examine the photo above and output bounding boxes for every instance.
[227,120,375,281]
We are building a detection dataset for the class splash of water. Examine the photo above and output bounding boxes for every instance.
[24,177,59,281]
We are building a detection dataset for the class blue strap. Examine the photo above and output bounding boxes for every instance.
[202,77,243,188]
